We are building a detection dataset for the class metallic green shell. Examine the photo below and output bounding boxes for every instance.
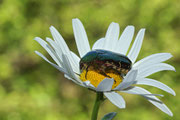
[80,49,132,77]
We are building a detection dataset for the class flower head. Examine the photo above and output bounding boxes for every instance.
[35,18,175,116]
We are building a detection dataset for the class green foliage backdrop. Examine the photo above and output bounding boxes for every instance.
[0,0,179,120]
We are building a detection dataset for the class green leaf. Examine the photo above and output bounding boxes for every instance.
[101,112,117,120]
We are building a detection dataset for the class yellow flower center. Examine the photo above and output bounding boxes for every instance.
[80,69,123,89]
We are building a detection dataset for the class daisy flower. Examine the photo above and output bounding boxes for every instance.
[35,18,175,116]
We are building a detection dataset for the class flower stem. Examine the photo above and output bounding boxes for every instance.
[91,92,104,120]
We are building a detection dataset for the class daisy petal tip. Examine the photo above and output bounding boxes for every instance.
[168,53,173,58]
[171,66,176,72]
[121,102,126,109]
[139,28,146,34]
[141,28,146,31]
[49,26,53,29]
[104,92,126,109]
[163,53,173,60]
[167,88,176,96]
[167,110,173,117]
[108,22,119,29]
[34,50,40,55]
[49,26,56,31]
[72,18,81,23]
[114,22,119,25]
[127,25,135,29]
[162,105,173,117]
[72,18,76,22]
[34,37,41,41]
[110,22,116,25]
[34,51,44,58]
[45,37,52,42]
[96,78,114,92]
[159,94,164,97]
[34,37,38,40]
[34,51,38,54]
[172,91,176,96]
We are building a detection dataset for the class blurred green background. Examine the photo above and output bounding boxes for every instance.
[0,0,179,120]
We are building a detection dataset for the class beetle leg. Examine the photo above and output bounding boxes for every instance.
[100,70,117,84]
[100,72,111,78]
[85,65,90,79]
[99,69,111,78]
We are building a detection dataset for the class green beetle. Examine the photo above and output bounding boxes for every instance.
[80,49,132,78]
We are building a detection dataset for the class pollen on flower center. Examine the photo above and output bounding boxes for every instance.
[80,69,123,89]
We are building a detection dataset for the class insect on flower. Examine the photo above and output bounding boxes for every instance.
[35,18,176,116]
[80,49,132,88]
[80,49,132,77]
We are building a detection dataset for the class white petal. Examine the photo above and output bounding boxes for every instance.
[114,70,138,90]
[64,74,85,87]
[96,78,114,92]
[122,86,173,116]
[139,94,164,97]
[49,26,70,56]
[115,26,134,55]
[133,53,173,68]
[122,87,163,96]
[134,78,176,96]
[104,22,119,51]
[64,74,72,80]
[62,54,83,85]
[104,92,125,108]
[127,29,145,63]
[49,26,79,73]
[70,51,80,74]
[83,81,96,89]
[35,51,67,74]
[137,63,175,78]
[92,38,105,50]
[72,18,90,57]
[47,37,80,74]
[46,37,63,60]
[35,51,83,86]
[35,37,62,67]
[45,37,81,74]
